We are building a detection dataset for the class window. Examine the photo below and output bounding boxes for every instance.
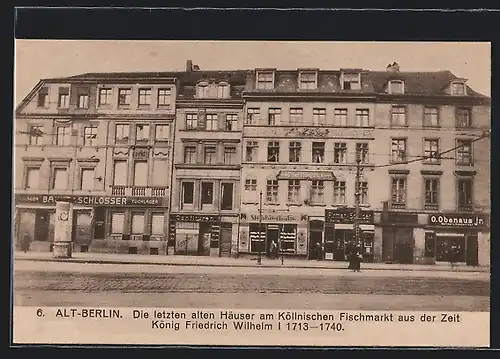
[78,93,89,108]
[456,139,473,165]
[217,83,230,98]
[342,73,360,90]
[356,181,368,204]
[288,180,301,204]
[289,141,301,163]
[266,180,279,203]
[424,107,439,127]
[113,160,127,186]
[184,145,197,164]
[80,168,95,190]
[157,88,171,107]
[246,141,258,162]
[131,213,145,234]
[289,108,303,124]
[268,108,281,125]
[197,83,209,98]
[452,82,466,95]
[201,182,214,205]
[356,143,369,163]
[312,142,325,163]
[25,167,40,189]
[224,146,236,165]
[334,109,348,126]
[52,168,68,190]
[245,179,257,191]
[225,114,237,131]
[334,142,347,164]
[310,180,324,203]
[256,72,274,90]
[135,124,150,141]
[457,178,473,211]
[28,125,43,145]
[267,141,280,162]
[312,108,326,125]
[99,88,112,106]
[151,213,165,235]
[205,114,218,131]
[333,181,346,204]
[186,113,198,129]
[355,109,370,127]
[115,124,130,142]
[424,139,440,164]
[389,80,404,94]
[152,160,168,187]
[133,161,148,186]
[111,212,125,234]
[299,72,317,90]
[37,88,48,107]
[391,139,407,163]
[221,183,234,210]
[391,106,407,126]
[182,182,194,205]
[424,178,440,209]
[155,125,170,141]
[55,126,71,146]
[138,88,152,106]
[391,177,406,208]
[83,125,98,146]
[456,108,472,128]
[118,88,131,106]
[58,88,69,108]
[203,145,216,164]
[246,108,260,125]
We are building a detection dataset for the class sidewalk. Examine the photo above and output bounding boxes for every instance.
[13,251,490,273]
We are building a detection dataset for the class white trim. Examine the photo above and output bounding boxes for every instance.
[360,224,375,231]
[435,232,465,237]
[334,224,375,230]
[308,216,324,221]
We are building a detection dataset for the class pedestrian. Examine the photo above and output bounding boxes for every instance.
[21,233,31,253]
[353,246,363,272]
[270,240,277,259]
[316,242,322,261]
[348,245,355,270]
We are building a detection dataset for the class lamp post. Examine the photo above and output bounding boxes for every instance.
[354,156,362,248]
[257,190,263,265]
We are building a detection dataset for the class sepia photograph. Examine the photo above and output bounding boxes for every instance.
[11,40,491,346]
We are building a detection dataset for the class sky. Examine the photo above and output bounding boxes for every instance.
[14,41,491,105]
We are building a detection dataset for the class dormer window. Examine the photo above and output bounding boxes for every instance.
[217,82,230,98]
[388,80,405,94]
[196,81,209,98]
[256,71,274,90]
[341,73,361,90]
[299,71,317,90]
[451,82,466,95]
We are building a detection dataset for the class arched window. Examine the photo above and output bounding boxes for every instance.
[217,82,230,98]
[196,82,209,98]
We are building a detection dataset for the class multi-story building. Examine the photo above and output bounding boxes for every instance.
[168,61,247,257]
[14,72,176,255]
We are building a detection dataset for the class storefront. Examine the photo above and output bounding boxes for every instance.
[424,213,489,266]
[324,208,375,262]
[14,194,167,254]
[381,212,419,264]
[238,212,308,257]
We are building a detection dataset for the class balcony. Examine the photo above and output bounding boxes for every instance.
[111,186,168,197]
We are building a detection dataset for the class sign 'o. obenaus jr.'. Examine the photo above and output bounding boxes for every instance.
[428,213,487,228]
[14,194,164,207]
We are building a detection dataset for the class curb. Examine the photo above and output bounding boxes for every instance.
[14,257,489,273]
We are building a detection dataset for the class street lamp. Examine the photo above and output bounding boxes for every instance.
[354,156,362,248]
[257,190,263,265]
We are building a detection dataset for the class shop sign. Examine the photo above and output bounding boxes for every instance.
[171,214,220,223]
[240,212,307,223]
[245,127,374,139]
[384,212,419,224]
[428,213,487,228]
[14,194,163,207]
[277,170,335,181]
[325,208,374,224]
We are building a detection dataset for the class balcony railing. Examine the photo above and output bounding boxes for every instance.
[111,186,168,197]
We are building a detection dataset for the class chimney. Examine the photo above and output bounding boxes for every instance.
[193,64,200,71]
[186,60,193,72]
[386,62,400,72]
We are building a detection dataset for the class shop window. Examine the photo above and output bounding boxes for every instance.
[111,212,125,235]
[267,141,280,162]
[201,182,214,205]
[436,236,466,263]
[289,141,301,163]
[150,248,159,255]
[181,182,194,206]
[280,224,297,253]
[334,142,347,164]
[249,223,266,253]
[128,247,137,254]
[151,213,165,236]
[424,233,436,258]
[312,142,325,163]
[221,183,233,210]
[131,213,145,235]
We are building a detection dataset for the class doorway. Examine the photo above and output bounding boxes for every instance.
[266,225,279,257]
[198,222,211,256]
[309,231,322,260]
[220,223,232,257]
[394,228,414,264]
[466,234,479,266]
[34,209,50,242]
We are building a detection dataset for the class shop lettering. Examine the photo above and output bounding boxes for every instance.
[429,214,485,227]
[285,128,330,138]
[325,209,374,224]
[15,194,162,207]
[75,196,127,205]
[248,214,304,222]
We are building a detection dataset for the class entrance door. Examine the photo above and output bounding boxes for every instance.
[266,227,279,257]
[34,209,50,242]
[394,228,414,264]
[466,235,479,266]
[198,222,211,256]
[309,231,322,260]
[220,224,232,257]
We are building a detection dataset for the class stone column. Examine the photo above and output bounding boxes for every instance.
[53,201,73,258]
[478,231,490,267]
[413,227,426,264]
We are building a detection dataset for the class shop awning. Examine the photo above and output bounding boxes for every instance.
[334,224,375,231]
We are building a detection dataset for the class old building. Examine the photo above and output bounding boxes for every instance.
[168,61,247,257]
[14,72,176,255]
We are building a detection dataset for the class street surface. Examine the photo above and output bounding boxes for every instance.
[13,260,490,311]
